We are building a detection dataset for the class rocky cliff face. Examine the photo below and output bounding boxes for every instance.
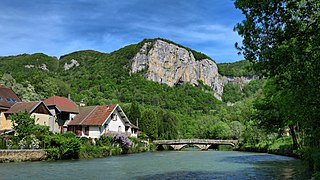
[131,40,253,100]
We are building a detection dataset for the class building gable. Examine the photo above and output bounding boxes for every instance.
[5,101,52,115]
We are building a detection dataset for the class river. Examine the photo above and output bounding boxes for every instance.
[0,150,311,179]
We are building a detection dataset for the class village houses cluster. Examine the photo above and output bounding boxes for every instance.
[0,85,138,138]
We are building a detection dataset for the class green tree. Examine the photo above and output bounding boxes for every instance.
[10,111,37,139]
[229,121,244,140]
[222,83,243,103]
[140,108,158,140]
[127,101,141,126]
[0,73,40,101]
[158,110,178,139]
[234,0,320,148]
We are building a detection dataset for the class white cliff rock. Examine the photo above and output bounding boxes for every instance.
[131,40,224,99]
[64,59,80,70]
[131,40,257,100]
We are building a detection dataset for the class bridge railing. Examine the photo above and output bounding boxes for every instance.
[153,139,238,146]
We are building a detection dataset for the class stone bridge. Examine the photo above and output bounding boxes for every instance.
[153,139,238,151]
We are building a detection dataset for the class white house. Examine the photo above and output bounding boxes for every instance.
[68,104,138,138]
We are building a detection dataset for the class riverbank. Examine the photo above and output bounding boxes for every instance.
[236,146,299,158]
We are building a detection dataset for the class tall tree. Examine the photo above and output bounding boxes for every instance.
[234,0,320,147]
[140,109,158,140]
[127,101,141,126]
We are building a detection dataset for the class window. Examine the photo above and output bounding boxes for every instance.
[76,126,82,136]
[5,98,17,102]
[85,126,89,136]
[111,114,116,121]
[0,97,3,101]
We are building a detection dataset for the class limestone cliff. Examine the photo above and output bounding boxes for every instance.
[131,39,254,100]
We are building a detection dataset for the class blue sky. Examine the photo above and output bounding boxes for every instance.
[0,0,244,63]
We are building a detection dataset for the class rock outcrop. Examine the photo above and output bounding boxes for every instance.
[64,59,80,70]
[131,40,223,99]
[131,40,255,100]
[25,64,49,71]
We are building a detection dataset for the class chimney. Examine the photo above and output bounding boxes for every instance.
[80,100,86,107]
[67,94,71,100]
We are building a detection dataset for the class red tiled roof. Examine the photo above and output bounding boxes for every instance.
[44,96,79,113]
[69,104,118,126]
[68,106,96,125]
[6,101,52,115]
[0,85,21,109]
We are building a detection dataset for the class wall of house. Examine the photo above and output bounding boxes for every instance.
[32,113,50,127]
[107,111,126,133]
[87,126,101,138]
[127,127,138,138]
[0,112,13,132]
[70,113,77,120]
[47,109,59,133]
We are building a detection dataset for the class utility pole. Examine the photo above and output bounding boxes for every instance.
[136,118,139,128]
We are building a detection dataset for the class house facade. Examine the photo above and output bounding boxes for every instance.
[3,101,52,132]
[0,86,22,134]
[68,104,138,138]
[44,96,79,133]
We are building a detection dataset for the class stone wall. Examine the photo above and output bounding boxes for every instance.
[0,149,47,163]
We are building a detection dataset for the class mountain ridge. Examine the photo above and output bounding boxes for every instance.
[0,38,255,103]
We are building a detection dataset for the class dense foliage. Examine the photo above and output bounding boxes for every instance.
[217,60,255,77]
[235,0,320,176]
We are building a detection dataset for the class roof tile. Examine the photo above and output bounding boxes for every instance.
[69,104,118,126]
[44,96,79,113]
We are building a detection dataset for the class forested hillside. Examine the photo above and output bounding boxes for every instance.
[217,60,255,77]
[0,38,263,141]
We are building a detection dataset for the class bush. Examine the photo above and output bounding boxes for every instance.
[112,135,133,154]
[44,133,81,160]
[96,136,113,146]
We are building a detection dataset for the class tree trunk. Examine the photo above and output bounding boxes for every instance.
[289,125,299,150]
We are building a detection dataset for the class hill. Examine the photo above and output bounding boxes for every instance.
[0,38,262,140]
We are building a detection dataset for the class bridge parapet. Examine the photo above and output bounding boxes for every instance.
[153,139,238,147]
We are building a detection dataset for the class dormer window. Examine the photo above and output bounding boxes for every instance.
[111,113,117,121]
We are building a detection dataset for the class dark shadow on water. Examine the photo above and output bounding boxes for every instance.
[135,169,307,180]
[218,154,312,179]
[220,154,294,164]
[137,168,310,180]
[136,154,311,180]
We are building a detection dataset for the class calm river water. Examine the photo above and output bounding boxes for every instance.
[0,150,311,179]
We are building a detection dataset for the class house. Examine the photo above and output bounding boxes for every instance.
[0,85,21,111]
[44,96,79,133]
[0,86,22,134]
[68,104,138,138]
[3,101,52,132]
